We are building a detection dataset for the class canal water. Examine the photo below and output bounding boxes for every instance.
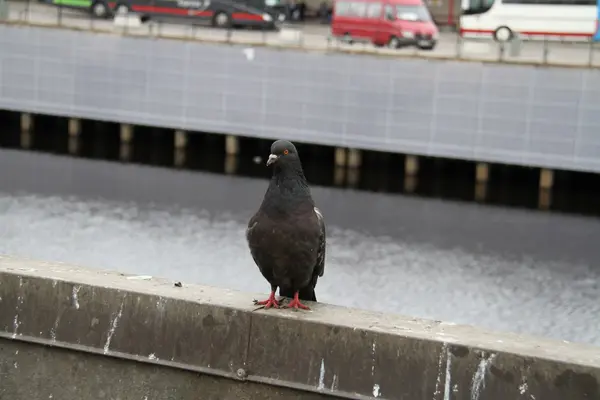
[0,142,599,347]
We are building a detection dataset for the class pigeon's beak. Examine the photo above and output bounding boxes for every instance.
[266,154,279,166]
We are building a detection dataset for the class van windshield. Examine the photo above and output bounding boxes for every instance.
[396,5,432,22]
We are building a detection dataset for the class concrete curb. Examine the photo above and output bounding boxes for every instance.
[0,255,598,399]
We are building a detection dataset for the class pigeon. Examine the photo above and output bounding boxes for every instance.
[246,140,326,310]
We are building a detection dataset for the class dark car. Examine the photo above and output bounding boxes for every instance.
[43,0,281,29]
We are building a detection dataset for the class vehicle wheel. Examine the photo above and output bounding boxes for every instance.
[343,33,353,44]
[114,3,130,15]
[388,36,400,48]
[493,26,513,42]
[91,1,109,18]
[417,43,436,51]
[212,11,231,28]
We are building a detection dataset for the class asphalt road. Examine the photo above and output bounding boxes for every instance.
[5,1,600,66]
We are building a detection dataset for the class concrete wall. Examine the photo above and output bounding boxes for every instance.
[0,339,331,399]
[0,256,599,399]
[1,24,600,173]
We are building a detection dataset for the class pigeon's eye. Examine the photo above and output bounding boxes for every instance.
[283,149,289,155]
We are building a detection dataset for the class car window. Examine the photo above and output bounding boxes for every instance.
[366,2,382,18]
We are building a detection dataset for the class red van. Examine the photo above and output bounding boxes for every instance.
[331,0,439,50]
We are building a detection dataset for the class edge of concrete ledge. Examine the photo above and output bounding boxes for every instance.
[1,255,599,399]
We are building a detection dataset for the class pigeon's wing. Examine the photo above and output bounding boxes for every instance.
[246,213,269,278]
[314,207,326,278]
[246,213,259,244]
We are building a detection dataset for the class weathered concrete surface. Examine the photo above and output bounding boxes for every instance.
[0,339,329,399]
[0,255,599,400]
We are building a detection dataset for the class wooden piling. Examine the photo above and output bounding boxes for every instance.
[347,168,360,187]
[333,167,345,186]
[405,155,419,176]
[174,130,187,150]
[120,124,133,144]
[476,163,489,184]
[224,154,238,174]
[20,113,32,133]
[68,118,81,137]
[539,169,554,191]
[334,148,347,168]
[347,149,362,169]
[225,135,239,156]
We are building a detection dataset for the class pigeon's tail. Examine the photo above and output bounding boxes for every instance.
[280,285,317,302]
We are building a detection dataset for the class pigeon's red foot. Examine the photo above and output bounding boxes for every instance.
[285,292,310,310]
[254,292,280,309]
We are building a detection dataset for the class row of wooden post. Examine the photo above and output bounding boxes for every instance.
[19,113,555,208]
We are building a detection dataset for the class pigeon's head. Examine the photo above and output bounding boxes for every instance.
[266,140,299,167]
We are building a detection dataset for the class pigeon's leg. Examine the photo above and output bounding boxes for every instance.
[285,291,310,310]
[253,285,280,309]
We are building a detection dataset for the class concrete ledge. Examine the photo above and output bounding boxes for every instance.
[0,255,599,399]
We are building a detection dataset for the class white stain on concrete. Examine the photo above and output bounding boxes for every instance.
[372,384,381,398]
[453,384,459,393]
[318,359,326,390]
[14,361,18,369]
[156,297,166,312]
[148,353,157,360]
[103,299,125,354]
[72,286,81,310]
[127,275,152,280]
[331,374,338,391]
[371,339,377,376]
[434,343,448,398]
[471,352,496,400]
[12,314,20,339]
[443,346,452,400]
[12,278,25,338]
[519,374,532,397]
[50,314,61,342]
[12,297,24,339]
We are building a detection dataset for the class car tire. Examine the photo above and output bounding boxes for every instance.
[91,1,109,18]
[114,3,130,15]
[494,26,513,42]
[417,43,436,51]
[388,36,400,49]
[212,11,231,28]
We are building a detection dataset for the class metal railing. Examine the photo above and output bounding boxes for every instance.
[3,0,600,67]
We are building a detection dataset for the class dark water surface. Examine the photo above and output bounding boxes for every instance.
[0,148,599,346]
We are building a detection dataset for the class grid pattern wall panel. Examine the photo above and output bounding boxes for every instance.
[1,24,599,172]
